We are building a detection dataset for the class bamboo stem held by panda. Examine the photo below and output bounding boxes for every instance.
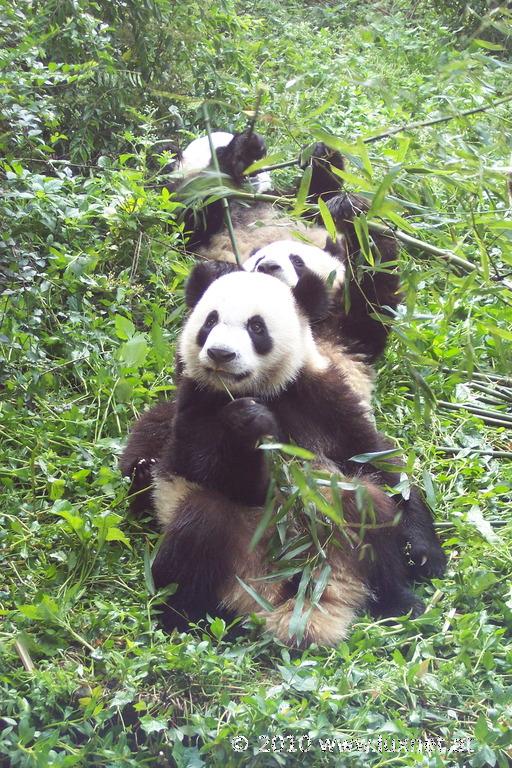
[202,103,243,269]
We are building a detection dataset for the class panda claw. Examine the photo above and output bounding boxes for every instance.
[420,555,428,566]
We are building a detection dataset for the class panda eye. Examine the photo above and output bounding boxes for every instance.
[203,311,218,329]
[247,316,265,334]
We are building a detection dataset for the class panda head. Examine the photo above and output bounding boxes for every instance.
[243,239,346,291]
[180,265,329,396]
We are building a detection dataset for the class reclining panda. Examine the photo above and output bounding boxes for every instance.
[120,129,446,645]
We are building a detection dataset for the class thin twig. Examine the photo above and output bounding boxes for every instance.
[364,92,512,144]
[202,103,242,268]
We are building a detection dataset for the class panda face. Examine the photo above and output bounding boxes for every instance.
[244,240,345,291]
[180,271,327,396]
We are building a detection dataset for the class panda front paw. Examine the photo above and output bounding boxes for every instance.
[131,457,157,489]
[404,539,447,580]
[378,588,425,620]
[217,130,267,185]
[327,192,370,226]
[303,142,345,173]
[222,397,278,447]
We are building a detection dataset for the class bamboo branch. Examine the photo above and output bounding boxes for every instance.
[364,92,512,144]
[250,93,512,176]
[368,221,478,274]
[230,190,479,274]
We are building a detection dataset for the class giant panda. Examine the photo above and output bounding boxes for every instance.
[146,267,433,647]
[120,128,446,640]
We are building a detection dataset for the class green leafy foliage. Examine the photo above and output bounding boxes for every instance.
[1,0,511,766]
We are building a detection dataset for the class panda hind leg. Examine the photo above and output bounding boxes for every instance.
[151,487,238,634]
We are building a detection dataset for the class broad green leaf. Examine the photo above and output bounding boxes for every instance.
[119,333,149,368]
[318,197,337,240]
[114,315,135,340]
[293,165,312,216]
[105,527,131,547]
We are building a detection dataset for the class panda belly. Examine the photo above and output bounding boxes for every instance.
[196,203,331,264]
[151,462,370,646]
[317,338,375,415]
[152,460,373,648]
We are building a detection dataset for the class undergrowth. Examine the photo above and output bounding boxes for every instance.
[1,0,511,765]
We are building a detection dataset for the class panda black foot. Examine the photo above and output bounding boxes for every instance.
[377,589,425,620]
[404,539,447,581]
[222,397,278,447]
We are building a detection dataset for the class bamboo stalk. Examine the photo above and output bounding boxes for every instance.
[435,520,508,529]
[441,368,512,388]
[404,393,512,427]
[470,382,512,402]
[15,637,35,672]
[436,446,512,459]
[202,103,242,268]
[436,399,512,425]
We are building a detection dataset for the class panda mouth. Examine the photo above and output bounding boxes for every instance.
[205,366,251,382]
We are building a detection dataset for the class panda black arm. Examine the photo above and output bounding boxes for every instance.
[159,382,278,507]
[328,192,401,362]
[119,400,176,515]
[277,367,445,580]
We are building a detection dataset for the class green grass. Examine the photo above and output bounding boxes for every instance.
[1,0,511,765]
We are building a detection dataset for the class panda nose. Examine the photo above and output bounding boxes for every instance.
[258,261,281,275]
[207,346,236,364]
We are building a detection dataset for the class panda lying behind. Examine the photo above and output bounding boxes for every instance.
[122,265,445,647]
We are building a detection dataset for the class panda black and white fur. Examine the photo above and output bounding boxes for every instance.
[146,268,431,646]
[120,129,446,643]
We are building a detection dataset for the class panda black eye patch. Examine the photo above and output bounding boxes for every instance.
[196,310,219,346]
[247,315,272,355]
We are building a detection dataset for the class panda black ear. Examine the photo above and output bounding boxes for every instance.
[292,270,329,323]
[185,261,239,308]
